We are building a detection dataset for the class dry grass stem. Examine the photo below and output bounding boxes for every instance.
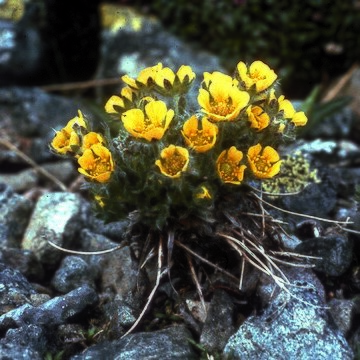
[252,192,353,225]
[187,253,207,316]
[47,240,127,255]
[0,137,68,191]
[40,77,122,92]
[121,237,166,338]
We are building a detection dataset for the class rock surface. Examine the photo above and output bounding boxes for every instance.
[223,268,354,360]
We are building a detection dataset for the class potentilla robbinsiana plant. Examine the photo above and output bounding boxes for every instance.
[50,60,308,229]
[50,60,319,333]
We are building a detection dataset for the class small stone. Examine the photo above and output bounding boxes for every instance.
[103,297,137,339]
[280,232,302,251]
[80,229,147,307]
[37,285,99,326]
[22,192,89,265]
[0,248,44,281]
[70,325,197,359]
[328,298,356,335]
[0,169,38,193]
[1,324,48,356]
[0,183,33,248]
[88,217,130,242]
[51,255,97,293]
[295,233,353,276]
[200,290,236,354]
[0,285,98,329]
[0,263,36,315]
[0,343,42,360]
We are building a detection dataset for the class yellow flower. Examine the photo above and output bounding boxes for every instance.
[78,143,114,183]
[291,111,308,127]
[236,61,277,92]
[121,100,174,141]
[176,65,196,85]
[122,63,163,89]
[82,132,104,150]
[278,95,308,126]
[155,145,189,178]
[105,86,137,115]
[154,65,196,92]
[154,66,176,89]
[195,186,212,199]
[63,110,87,133]
[216,146,247,185]
[51,130,80,155]
[182,115,218,153]
[51,110,87,155]
[246,106,270,131]
[94,195,105,208]
[247,143,281,179]
[198,71,249,122]
[278,95,295,118]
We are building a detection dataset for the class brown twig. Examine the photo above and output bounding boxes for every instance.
[321,63,358,103]
[121,236,166,338]
[0,137,68,191]
[40,77,122,92]
[187,253,207,316]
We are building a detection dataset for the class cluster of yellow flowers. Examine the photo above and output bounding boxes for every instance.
[50,111,114,183]
[51,60,307,224]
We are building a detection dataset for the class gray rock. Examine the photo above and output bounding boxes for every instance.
[80,229,147,307]
[0,170,38,193]
[0,183,33,248]
[0,263,36,315]
[0,285,98,329]
[0,17,42,86]
[22,192,89,265]
[279,175,338,219]
[38,285,98,325]
[88,217,130,242]
[200,290,236,354]
[223,268,353,359]
[280,232,302,251]
[100,243,140,301]
[0,342,42,360]
[103,297,137,339]
[349,325,360,357]
[0,86,78,137]
[0,160,76,193]
[295,233,353,276]
[328,298,356,335]
[309,106,354,139]
[0,1,101,86]
[0,248,44,281]
[256,267,325,308]
[0,324,48,357]
[290,139,360,165]
[71,325,197,360]
[51,255,97,293]
[0,87,79,164]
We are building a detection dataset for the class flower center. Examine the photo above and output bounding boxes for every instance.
[89,157,110,176]
[144,117,156,131]
[189,130,213,146]
[163,154,186,176]
[219,162,239,181]
[254,156,271,173]
[212,101,234,116]
[251,70,266,81]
